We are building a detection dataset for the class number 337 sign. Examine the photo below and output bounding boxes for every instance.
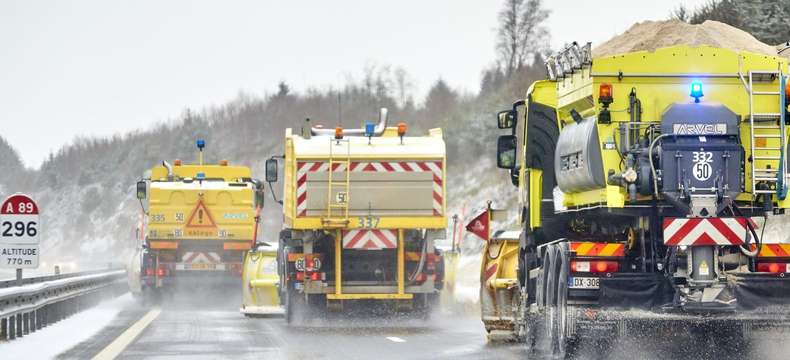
[1,194,40,244]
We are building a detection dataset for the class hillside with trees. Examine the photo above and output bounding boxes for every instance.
[672,0,790,45]
[0,0,552,265]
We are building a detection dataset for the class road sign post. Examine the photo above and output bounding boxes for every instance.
[0,194,41,274]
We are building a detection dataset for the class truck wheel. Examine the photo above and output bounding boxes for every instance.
[552,241,574,359]
[285,286,304,324]
[525,267,543,352]
[531,244,557,357]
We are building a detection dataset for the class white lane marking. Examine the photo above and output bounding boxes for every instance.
[91,307,162,360]
[386,336,406,343]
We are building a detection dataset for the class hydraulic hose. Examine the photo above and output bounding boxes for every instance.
[648,134,669,198]
[732,204,762,258]
[407,231,428,284]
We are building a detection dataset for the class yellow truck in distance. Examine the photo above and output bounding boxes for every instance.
[129,140,265,299]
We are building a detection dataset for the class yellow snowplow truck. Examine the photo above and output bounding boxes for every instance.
[265,108,447,323]
[130,140,265,300]
[493,42,790,357]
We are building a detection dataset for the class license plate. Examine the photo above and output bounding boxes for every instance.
[186,263,216,270]
[568,276,599,289]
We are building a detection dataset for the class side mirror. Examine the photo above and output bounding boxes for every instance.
[136,180,147,199]
[497,135,518,169]
[265,159,278,182]
[497,110,517,129]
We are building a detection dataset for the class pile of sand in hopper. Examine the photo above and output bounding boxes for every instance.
[592,20,778,58]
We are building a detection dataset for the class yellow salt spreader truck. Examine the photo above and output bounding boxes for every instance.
[129,140,267,301]
[488,42,790,357]
[262,109,447,323]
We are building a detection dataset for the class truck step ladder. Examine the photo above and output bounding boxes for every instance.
[747,70,788,197]
[323,138,351,228]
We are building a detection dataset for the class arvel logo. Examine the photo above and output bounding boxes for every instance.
[672,123,727,135]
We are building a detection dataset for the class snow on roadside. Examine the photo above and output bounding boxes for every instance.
[0,293,133,359]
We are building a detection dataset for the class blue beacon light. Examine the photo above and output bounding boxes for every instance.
[365,122,375,137]
[690,82,704,103]
[365,121,375,144]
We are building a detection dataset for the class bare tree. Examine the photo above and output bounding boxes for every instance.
[496,0,550,75]
[393,67,413,107]
[671,5,689,22]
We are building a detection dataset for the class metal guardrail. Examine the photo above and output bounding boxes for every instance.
[0,269,128,341]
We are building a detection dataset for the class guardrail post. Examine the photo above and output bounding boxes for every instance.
[1,317,7,340]
[41,304,48,327]
[8,315,15,340]
[22,312,29,335]
[15,313,22,338]
[34,309,40,330]
[29,310,36,333]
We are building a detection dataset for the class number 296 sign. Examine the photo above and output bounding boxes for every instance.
[1,194,40,244]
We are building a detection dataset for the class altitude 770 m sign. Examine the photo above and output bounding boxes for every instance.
[0,194,40,269]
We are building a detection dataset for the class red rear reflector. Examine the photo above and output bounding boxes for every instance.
[310,272,320,281]
[757,262,789,273]
[295,272,305,281]
[571,260,619,273]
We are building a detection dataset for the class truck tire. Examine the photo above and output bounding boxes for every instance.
[285,285,304,324]
[530,244,556,356]
[552,241,574,359]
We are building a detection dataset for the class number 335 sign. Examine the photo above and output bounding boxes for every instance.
[1,194,40,244]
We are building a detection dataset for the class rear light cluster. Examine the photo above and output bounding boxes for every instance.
[756,262,790,273]
[229,263,243,276]
[292,254,326,282]
[145,266,170,277]
[570,260,619,273]
[295,272,326,282]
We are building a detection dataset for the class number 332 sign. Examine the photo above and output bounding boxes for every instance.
[1,194,40,244]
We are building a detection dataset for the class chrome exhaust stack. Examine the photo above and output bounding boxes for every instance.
[311,107,388,136]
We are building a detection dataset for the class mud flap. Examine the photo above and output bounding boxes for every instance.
[730,274,790,309]
[598,273,674,309]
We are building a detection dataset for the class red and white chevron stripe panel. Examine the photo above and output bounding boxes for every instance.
[342,229,398,250]
[181,251,221,263]
[663,217,754,246]
[296,161,443,217]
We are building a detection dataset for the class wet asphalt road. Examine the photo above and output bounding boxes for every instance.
[55,292,790,360]
[57,294,526,360]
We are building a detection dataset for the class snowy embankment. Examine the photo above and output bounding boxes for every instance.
[0,294,133,359]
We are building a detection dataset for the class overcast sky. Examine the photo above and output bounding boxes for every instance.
[1,0,710,168]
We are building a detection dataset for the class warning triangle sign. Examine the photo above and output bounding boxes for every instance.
[186,199,217,228]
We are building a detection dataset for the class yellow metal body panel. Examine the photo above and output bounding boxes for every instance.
[480,233,521,333]
[241,248,282,313]
[145,162,257,242]
[326,293,414,300]
[151,164,251,181]
[524,45,789,209]
[281,127,447,230]
[518,81,559,226]
[528,169,542,229]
